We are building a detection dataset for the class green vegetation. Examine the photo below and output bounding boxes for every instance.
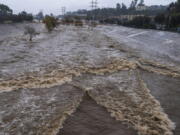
[155,14,166,24]
[43,16,58,32]
[0,4,12,15]
[0,4,33,23]
[68,0,180,31]
[74,20,83,26]
[125,16,155,29]
[98,0,180,31]
[154,0,180,31]
[36,11,44,22]
[68,0,166,20]
[74,17,83,26]
[24,26,37,41]
[62,16,74,25]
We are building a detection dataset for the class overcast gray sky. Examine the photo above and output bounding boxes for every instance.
[1,0,176,15]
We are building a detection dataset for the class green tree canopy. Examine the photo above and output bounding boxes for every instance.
[155,14,165,24]
[0,4,13,15]
[116,3,121,11]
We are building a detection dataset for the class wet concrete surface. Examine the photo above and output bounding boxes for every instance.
[141,71,180,135]
[99,25,180,66]
[58,94,137,135]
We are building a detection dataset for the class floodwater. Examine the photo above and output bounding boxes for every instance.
[141,71,180,135]
[58,94,137,135]
[0,23,180,135]
[98,25,180,66]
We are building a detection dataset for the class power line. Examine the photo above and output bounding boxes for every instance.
[90,0,98,11]
[94,0,98,9]
[61,7,66,16]
[90,0,98,21]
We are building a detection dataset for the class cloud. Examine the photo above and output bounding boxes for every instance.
[0,0,176,15]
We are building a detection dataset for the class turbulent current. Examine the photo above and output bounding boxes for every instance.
[0,24,180,135]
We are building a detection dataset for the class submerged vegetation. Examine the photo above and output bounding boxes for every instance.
[24,25,38,41]
[43,15,58,32]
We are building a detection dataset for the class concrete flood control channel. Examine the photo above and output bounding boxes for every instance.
[0,25,180,135]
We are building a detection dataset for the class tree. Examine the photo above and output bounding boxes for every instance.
[168,0,180,13]
[50,13,54,17]
[75,19,83,27]
[166,0,180,29]
[139,0,144,6]
[168,2,176,13]
[121,3,127,11]
[135,0,139,6]
[62,16,74,25]
[116,3,121,15]
[169,13,180,27]
[130,1,135,10]
[24,26,37,41]
[36,11,44,22]
[116,3,121,11]
[0,4,13,15]
[18,11,33,22]
[129,16,151,28]
[155,14,166,24]
[43,15,58,32]
[129,0,138,10]
[176,0,180,12]
[0,4,33,23]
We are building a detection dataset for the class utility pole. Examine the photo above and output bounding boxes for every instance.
[90,0,98,24]
[62,7,66,16]
[94,0,98,10]
[90,0,98,10]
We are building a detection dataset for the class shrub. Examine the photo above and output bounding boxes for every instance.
[43,16,58,32]
[91,21,98,27]
[18,11,33,22]
[74,20,83,26]
[155,14,166,24]
[0,12,33,24]
[129,16,151,28]
[168,13,180,28]
[24,26,37,41]
[62,17,74,25]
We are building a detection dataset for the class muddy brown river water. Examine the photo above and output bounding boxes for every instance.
[59,94,137,135]
[0,24,180,135]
